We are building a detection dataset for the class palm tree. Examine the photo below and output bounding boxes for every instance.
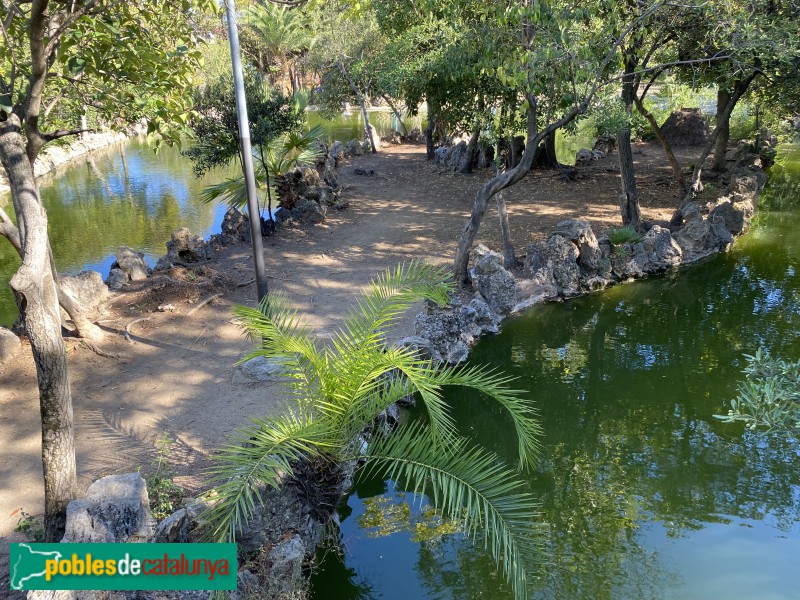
[243,2,313,95]
[202,262,542,599]
[200,124,324,217]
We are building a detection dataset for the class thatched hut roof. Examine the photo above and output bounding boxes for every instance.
[659,108,710,147]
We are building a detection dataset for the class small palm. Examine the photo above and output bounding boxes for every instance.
[203,262,542,599]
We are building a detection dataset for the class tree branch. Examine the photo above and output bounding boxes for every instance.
[41,127,93,141]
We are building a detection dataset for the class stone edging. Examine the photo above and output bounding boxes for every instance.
[409,141,770,365]
[0,122,147,195]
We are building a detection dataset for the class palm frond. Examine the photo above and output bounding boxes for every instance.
[333,261,452,357]
[361,422,541,600]
[435,364,541,471]
[234,293,327,401]
[202,408,332,543]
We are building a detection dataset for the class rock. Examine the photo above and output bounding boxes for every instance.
[346,138,363,157]
[551,219,600,274]
[274,206,292,224]
[291,198,327,224]
[709,214,734,248]
[330,141,344,164]
[352,167,376,176]
[62,473,155,543]
[221,207,251,243]
[304,185,336,206]
[395,336,434,360]
[470,245,516,315]
[266,536,306,598]
[114,246,150,281]
[445,340,470,363]
[635,225,683,273]
[575,148,604,165]
[105,267,127,291]
[152,501,206,543]
[447,141,468,170]
[0,326,21,364]
[323,167,339,188]
[59,271,109,311]
[513,279,558,313]
[365,124,382,150]
[434,146,451,165]
[546,235,581,296]
[154,228,214,270]
[233,356,290,383]
[730,171,767,195]
[476,143,495,169]
[709,197,754,235]
[468,297,501,335]
[674,218,717,260]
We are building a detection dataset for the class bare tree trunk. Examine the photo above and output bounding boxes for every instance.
[711,87,731,171]
[634,95,686,190]
[617,130,641,227]
[382,94,408,135]
[454,96,584,283]
[679,72,757,208]
[496,185,518,268]
[337,60,377,154]
[1,205,103,340]
[457,127,481,174]
[0,116,77,542]
[617,57,641,227]
[425,118,435,160]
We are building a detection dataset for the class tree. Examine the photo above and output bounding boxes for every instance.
[0,0,213,541]
[203,262,542,600]
[240,1,314,94]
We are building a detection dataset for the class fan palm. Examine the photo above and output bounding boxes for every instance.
[202,262,542,599]
[200,125,324,213]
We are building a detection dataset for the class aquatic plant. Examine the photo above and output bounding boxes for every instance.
[715,348,800,430]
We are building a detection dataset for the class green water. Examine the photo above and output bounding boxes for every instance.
[310,148,800,600]
[0,138,232,326]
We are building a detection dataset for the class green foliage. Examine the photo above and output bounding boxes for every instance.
[185,72,304,177]
[144,432,185,522]
[199,125,324,210]
[715,349,800,431]
[202,262,542,599]
[0,0,218,147]
[13,509,45,542]
[607,225,643,246]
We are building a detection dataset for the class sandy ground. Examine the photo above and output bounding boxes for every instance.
[0,142,695,587]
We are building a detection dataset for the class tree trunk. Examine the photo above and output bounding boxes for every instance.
[544,129,559,168]
[633,95,686,190]
[457,127,481,174]
[711,87,731,171]
[617,57,641,227]
[617,130,641,227]
[425,118,435,160]
[679,72,757,208]
[496,189,518,269]
[336,60,377,154]
[382,95,408,136]
[0,116,77,542]
[454,96,584,284]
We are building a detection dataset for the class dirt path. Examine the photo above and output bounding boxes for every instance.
[0,142,693,575]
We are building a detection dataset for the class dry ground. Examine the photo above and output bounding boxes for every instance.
[0,141,700,587]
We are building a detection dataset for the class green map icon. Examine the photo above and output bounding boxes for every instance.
[10,543,63,590]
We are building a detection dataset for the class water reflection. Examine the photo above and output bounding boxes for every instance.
[0,137,230,325]
[311,147,800,599]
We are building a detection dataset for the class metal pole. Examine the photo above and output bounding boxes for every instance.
[224,0,269,302]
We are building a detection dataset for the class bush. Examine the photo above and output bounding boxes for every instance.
[607,225,643,246]
[715,349,800,430]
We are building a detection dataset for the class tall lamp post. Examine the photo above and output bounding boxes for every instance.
[224,0,269,301]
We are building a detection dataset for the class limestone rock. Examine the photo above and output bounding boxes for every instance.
[152,501,206,543]
[114,247,150,282]
[395,336,434,360]
[730,171,767,195]
[59,271,109,311]
[221,206,251,244]
[636,225,682,272]
[551,219,600,274]
[168,228,214,262]
[470,245,516,315]
[346,138,363,157]
[330,141,344,164]
[291,198,327,224]
[105,268,127,291]
[62,473,155,543]
[0,326,21,364]
[365,124,382,150]
[266,536,306,599]
[233,356,290,383]
[709,197,754,235]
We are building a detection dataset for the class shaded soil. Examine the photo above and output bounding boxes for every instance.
[0,141,706,586]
